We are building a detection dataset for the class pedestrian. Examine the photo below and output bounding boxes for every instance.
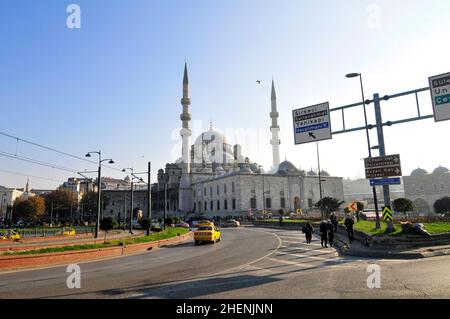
[327,219,334,247]
[319,220,328,248]
[344,214,355,244]
[330,212,338,232]
[279,215,283,226]
[302,221,314,244]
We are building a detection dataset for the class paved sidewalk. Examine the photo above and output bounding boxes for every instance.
[332,228,450,259]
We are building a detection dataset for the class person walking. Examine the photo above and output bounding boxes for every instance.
[344,214,355,244]
[319,220,328,248]
[330,212,338,232]
[327,219,335,247]
[302,221,314,244]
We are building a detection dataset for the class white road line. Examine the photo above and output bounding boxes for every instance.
[282,240,323,246]
[276,251,338,261]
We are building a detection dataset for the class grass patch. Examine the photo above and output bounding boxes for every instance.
[3,227,189,255]
[421,222,450,235]
[348,220,402,236]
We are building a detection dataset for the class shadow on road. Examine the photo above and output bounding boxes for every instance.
[99,274,281,299]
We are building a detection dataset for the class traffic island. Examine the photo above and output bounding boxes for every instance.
[0,228,192,271]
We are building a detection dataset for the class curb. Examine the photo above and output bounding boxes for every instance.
[0,232,193,271]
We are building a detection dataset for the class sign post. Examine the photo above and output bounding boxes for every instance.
[364,154,402,179]
[429,72,450,122]
[382,206,394,233]
[292,102,332,145]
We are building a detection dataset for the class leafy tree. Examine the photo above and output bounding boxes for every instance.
[140,218,152,236]
[80,191,110,218]
[392,198,414,218]
[100,217,118,243]
[165,216,175,226]
[315,197,344,217]
[13,196,46,220]
[45,189,78,220]
[355,201,365,222]
[434,197,450,216]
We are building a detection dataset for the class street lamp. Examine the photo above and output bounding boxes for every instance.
[122,168,135,234]
[346,73,381,229]
[85,151,115,238]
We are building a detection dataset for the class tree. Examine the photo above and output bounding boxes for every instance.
[165,216,175,226]
[393,198,414,218]
[315,197,344,218]
[100,217,118,243]
[45,189,78,221]
[140,218,152,236]
[355,201,365,222]
[80,191,110,219]
[13,196,46,220]
[434,197,450,216]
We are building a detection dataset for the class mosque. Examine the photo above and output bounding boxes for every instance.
[152,64,344,219]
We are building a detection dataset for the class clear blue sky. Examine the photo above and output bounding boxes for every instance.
[1,0,450,189]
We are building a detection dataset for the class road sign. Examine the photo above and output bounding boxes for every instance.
[364,154,402,179]
[429,72,450,122]
[348,201,358,212]
[292,102,332,145]
[382,206,393,222]
[370,177,402,186]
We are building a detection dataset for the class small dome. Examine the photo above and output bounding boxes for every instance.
[411,168,428,176]
[432,166,449,174]
[320,170,330,177]
[239,166,253,173]
[277,161,300,175]
[307,169,318,176]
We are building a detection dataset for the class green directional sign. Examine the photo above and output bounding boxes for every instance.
[382,206,393,222]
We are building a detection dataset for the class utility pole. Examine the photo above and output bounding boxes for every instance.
[96,163,102,237]
[129,178,134,234]
[147,162,151,221]
[374,93,394,232]
[50,202,53,227]
[316,142,324,220]
[164,183,167,230]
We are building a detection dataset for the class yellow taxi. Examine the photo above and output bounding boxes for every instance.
[0,230,21,241]
[194,223,221,245]
[62,227,76,236]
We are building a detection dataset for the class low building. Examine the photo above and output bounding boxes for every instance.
[404,166,450,214]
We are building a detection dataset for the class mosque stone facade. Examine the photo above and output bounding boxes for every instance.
[152,64,344,219]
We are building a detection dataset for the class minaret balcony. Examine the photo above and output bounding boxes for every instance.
[270,111,279,118]
[180,113,191,121]
[181,97,191,105]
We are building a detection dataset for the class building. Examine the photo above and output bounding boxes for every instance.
[404,166,450,214]
[0,186,24,219]
[149,64,345,219]
[343,178,405,209]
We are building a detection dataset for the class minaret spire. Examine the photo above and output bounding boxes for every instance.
[270,78,281,170]
[180,63,192,173]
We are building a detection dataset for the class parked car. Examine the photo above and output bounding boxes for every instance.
[175,221,190,228]
[62,227,76,236]
[223,219,239,227]
[194,225,221,245]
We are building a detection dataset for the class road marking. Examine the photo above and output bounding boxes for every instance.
[282,240,323,246]
[276,251,338,261]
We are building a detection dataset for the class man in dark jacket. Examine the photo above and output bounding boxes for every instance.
[303,221,314,244]
[327,220,335,247]
[319,220,328,248]
[330,212,338,232]
[344,214,355,244]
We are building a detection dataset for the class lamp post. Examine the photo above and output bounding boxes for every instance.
[346,73,381,229]
[122,168,135,234]
[85,151,115,238]
[316,142,324,220]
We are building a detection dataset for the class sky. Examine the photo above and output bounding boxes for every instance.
[1,0,450,190]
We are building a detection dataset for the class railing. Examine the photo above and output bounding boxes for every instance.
[0,226,95,238]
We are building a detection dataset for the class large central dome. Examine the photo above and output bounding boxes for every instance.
[192,125,235,165]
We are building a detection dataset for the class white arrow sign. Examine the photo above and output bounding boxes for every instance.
[292,102,332,145]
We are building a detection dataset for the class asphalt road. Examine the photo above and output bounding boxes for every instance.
[0,227,449,299]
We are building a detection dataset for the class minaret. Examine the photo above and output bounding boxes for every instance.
[270,79,281,170]
[180,62,192,173]
[25,178,29,193]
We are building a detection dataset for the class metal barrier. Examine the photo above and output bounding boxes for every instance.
[0,226,95,238]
